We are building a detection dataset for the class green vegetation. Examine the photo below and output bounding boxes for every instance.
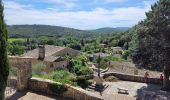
[34,69,93,88]
[8,38,26,43]
[33,70,77,85]
[7,24,128,55]
[33,54,94,88]
[88,27,129,34]
[0,0,9,99]
[69,54,93,76]
[105,56,125,62]
[117,0,170,71]
[49,83,67,95]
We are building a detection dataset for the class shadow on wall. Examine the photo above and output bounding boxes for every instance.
[136,84,170,100]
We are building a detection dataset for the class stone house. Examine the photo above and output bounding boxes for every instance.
[22,45,80,71]
[111,47,123,55]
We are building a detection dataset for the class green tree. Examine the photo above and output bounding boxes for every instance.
[132,0,170,90]
[0,0,9,99]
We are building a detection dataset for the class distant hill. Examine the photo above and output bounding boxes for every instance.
[7,25,129,38]
[7,25,95,38]
[88,27,129,34]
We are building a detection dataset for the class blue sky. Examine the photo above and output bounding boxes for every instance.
[4,0,157,29]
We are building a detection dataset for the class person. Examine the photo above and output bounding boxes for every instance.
[144,72,149,83]
[160,74,164,89]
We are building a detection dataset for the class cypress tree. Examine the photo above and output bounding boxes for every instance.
[0,0,9,99]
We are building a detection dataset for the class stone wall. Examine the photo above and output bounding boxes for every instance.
[29,78,103,100]
[9,56,32,91]
[103,72,167,85]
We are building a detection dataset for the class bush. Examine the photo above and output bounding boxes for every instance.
[70,54,94,76]
[49,70,76,84]
[49,83,67,95]
[76,78,92,89]
[75,66,93,76]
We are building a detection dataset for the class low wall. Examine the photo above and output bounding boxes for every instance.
[77,74,94,80]
[103,72,162,84]
[29,78,103,100]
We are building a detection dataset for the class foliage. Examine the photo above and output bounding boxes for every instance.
[34,70,77,85]
[0,0,9,99]
[89,27,129,34]
[76,78,92,89]
[98,59,108,69]
[69,54,93,76]
[49,83,67,95]
[8,38,26,43]
[8,44,25,55]
[129,0,170,71]
[74,65,93,76]
[122,50,130,60]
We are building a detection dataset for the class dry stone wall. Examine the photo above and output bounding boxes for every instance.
[29,78,104,100]
[103,72,169,85]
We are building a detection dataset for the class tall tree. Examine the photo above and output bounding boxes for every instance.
[0,0,9,99]
[133,0,170,69]
[132,0,170,90]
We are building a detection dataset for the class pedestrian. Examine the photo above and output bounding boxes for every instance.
[144,72,149,83]
[160,74,164,89]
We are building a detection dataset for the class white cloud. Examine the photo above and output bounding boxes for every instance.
[4,1,153,29]
[40,0,77,9]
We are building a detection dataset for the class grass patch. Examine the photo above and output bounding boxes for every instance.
[8,38,26,43]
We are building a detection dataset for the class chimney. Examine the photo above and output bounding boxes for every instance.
[38,45,45,60]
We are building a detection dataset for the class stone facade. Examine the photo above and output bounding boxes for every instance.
[32,59,68,73]
[29,78,104,100]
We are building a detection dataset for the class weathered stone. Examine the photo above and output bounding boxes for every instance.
[9,56,32,91]
[29,78,104,100]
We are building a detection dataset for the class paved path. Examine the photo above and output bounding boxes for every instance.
[87,81,170,100]
[6,91,72,100]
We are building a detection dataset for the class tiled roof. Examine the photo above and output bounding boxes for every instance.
[22,45,65,62]
[44,56,61,62]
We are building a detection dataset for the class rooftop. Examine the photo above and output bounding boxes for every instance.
[22,45,66,62]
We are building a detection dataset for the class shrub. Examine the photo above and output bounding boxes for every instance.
[76,66,93,75]
[76,78,92,89]
[49,83,67,95]
[49,70,76,84]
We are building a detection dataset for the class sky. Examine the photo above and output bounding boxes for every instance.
[4,0,158,30]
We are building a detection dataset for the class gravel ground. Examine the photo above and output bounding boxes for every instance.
[87,81,170,100]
